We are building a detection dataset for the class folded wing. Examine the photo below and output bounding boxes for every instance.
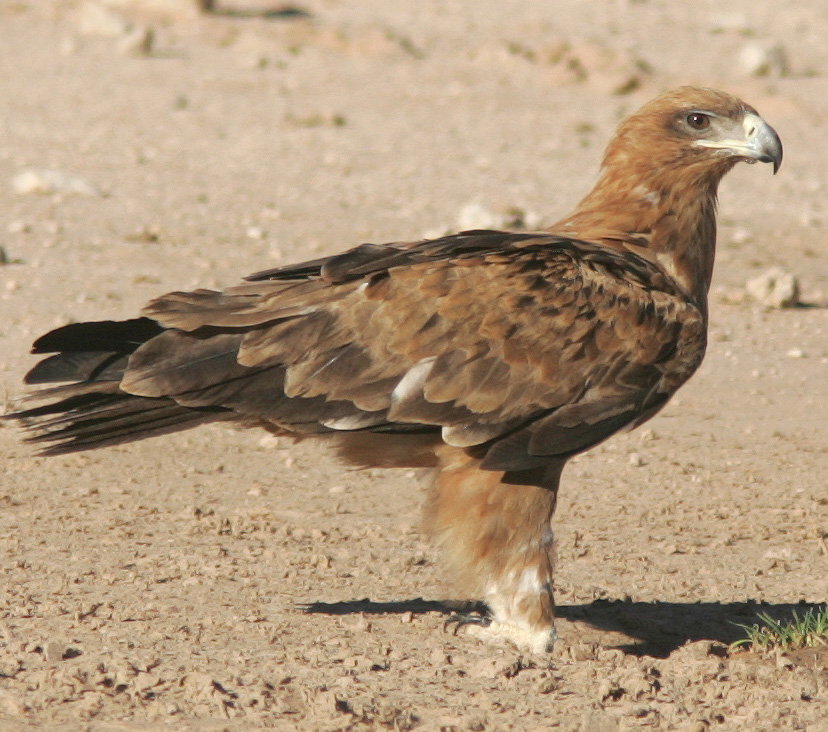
[18,230,705,468]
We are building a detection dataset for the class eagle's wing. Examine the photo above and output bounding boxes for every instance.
[61,230,703,472]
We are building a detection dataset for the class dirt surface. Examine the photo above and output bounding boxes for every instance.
[1,1,828,730]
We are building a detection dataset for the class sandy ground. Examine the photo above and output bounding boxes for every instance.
[1,1,828,730]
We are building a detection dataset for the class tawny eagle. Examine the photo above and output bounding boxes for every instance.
[8,87,781,651]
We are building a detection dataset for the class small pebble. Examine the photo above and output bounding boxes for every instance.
[258,434,280,449]
[43,641,66,663]
[738,43,789,77]
[13,169,101,197]
[745,268,800,308]
[7,220,29,234]
[456,202,501,231]
[730,227,752,245]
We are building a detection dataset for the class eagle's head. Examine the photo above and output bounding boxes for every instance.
[604,86,782,181]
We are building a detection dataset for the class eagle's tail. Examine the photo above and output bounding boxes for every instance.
[5,319,228,455]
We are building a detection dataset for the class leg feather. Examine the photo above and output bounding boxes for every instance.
[427,445,562,652]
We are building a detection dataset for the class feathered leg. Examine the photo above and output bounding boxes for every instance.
[427,445,562,652]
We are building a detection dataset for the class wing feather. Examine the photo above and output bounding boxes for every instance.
[16,231,706,466]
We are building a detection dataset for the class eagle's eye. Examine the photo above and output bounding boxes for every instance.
[686,112,711,130]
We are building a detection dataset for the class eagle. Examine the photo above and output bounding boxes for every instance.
[7,87,781,652]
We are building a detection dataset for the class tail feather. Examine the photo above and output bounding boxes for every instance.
[30,318,164,355]
[24,352,131,385]
[13,388,228,455]
[7,318,228,455]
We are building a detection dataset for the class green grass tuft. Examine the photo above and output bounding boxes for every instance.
[732,606,828,652]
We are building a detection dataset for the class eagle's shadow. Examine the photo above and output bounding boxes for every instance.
[301,597,824,658]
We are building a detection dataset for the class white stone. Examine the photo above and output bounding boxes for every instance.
[258,434,280,449]
[730,227,752,245]
[43,641,66,663]
[456,202,501,231]
[745,268,800,308]
[7,220,29,234]
[12,169,102,197]
[738,43,789,78]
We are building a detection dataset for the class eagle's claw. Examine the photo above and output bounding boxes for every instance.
[444,612,492,635]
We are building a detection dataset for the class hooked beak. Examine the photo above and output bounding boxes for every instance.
[696,112,783,174]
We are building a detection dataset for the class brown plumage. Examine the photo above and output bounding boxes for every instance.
[7,87,781,652]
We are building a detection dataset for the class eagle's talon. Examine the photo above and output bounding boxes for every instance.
[444,612,492,635]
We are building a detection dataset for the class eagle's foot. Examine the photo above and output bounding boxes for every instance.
[444,611,492,635]
[463,619,558,654]
[443,608,557,653]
